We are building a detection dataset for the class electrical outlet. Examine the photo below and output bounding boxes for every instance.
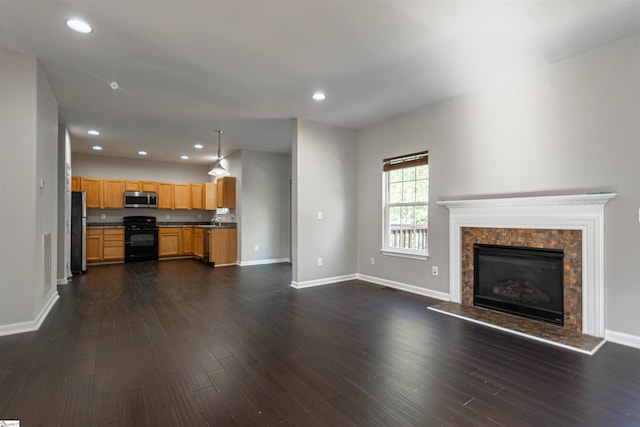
[165,214,170,219]
[254,244,259,252]
[317,257,323,266]
[317,211,323,220]
[432,266,439,276]
[370,257,375,265]
[100,213,106,220]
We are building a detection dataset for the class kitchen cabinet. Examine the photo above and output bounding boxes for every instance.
[174,183,191,210]
[71,176,81,192]
[210,228,237,265]
[216,177,236,208]
[87,227,124,263]
[103,179,124,208]
[103,228,124,261]
[81,177,102,208]
[159,227,180,257]
[157,182,174,209]
[190,183,204,210]
[181,227,193,255]
[204,183,217,210]
[142,181,158,192]
[125,180,142,191]
[86,228,103,262]
[193,228,204,259]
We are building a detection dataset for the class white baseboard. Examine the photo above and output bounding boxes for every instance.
[57,277,69,285]
[356,273,450,301]
[606,329,640,350]
[239,258,290,267]
[0,291,59,337]
[291,274,357,289]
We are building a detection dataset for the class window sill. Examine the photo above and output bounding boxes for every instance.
[381,249,429,261]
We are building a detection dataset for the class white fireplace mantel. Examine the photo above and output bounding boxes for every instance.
[437,193,617,337]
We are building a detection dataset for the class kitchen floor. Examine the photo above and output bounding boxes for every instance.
[1,260,639,426]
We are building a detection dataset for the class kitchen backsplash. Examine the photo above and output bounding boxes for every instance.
[86,208,235,223]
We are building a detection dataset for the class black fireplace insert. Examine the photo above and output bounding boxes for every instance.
[473,244,564,325]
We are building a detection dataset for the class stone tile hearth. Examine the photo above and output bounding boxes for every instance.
[429,301,605,354]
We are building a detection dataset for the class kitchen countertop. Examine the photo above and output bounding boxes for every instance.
[87,222,236,229]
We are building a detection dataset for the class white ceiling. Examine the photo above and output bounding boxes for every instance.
[1,0,639,164]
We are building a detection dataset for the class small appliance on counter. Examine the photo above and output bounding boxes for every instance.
[123,216,159,262]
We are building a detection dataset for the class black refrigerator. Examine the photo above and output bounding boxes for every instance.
[71,191,87,273]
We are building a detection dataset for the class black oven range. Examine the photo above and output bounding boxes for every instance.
[123,216,159,262]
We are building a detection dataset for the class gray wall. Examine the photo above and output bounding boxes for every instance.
[356,34,640,337]
[239,150,291,263]
[0,49,58,330]
[294,120,358,283]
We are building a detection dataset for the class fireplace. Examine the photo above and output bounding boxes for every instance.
[473,244,564,325]
[437,193,617,338]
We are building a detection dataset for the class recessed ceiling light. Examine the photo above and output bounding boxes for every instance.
[66,17,93,34]
[312,91,326,101]
[138,150,147,156]
[92,145,102,151]
[87,129,100,136]
[181,155,189,160]
[110,82,119,90]
[194,144,203,149]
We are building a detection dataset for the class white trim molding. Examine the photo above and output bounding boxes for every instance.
[356,274,450,301]
[437,193,617,338]
[239,258,290,267]
[606,330,640,350]
[0,292,59,337]
[291,274,357,289]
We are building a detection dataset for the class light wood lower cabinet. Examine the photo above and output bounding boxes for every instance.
[159,228,180,257]
[210,228,237,265]
[86,229,103,263]
[87,228,124,263]
[181,227,193,255]
[103,228,124,261]
[193,228,204,259]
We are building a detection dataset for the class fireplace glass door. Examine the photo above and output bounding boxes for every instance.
[473,244,564,325]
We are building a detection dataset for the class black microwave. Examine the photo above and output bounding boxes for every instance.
[123,191,158,208]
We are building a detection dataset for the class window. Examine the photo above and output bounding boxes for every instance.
[382,151,429,258]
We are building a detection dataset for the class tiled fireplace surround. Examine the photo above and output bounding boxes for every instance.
[438,193,617,338]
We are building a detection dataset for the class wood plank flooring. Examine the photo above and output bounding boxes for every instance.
[1,260,639,426]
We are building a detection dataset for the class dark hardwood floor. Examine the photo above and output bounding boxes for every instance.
[1,260,639,426]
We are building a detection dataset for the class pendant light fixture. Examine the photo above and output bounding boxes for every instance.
[208,129,231,177]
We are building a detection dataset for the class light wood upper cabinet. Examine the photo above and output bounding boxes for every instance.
[174,183,191,210]
[216,177,236,209]
[103,179,124,208]
[71,176,81,192]
[159,228,180,257]
[142,181,158,192]
[190,183,204,210]
[81,177,102,208]
[157,182,174,209]
[125,180,142,191]
[204,183,217,210]
[86,228,103,262]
